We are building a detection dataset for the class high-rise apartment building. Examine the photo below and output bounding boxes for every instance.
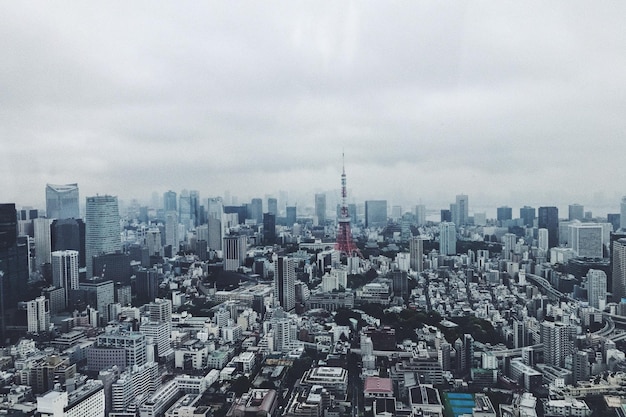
[51,250,79,309]
[568,204,584,221]
[85,196,121,279]
[223,235,247,271]
[27,296,50,333]
[621,197,626,231]
[541,321,573,368]
[409,236,427,272]
[538,206,559,249]
[455,194,469,226]
[612,238,626,301]
[165,211,178,253]
[275,257,296,311]
[46,183,80,219]
[538,228,549,253]
[365,200,387,228]
[315,193,327,225]
[439,222,457,256]
[587,269,607,310]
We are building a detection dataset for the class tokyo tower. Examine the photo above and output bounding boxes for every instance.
[335,153,361,257]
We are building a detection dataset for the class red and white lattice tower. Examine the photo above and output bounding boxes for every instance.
[335,154,361,257]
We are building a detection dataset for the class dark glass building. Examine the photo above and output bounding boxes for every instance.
[538,206,559,249]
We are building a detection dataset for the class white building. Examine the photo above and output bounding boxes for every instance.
[27,296,50,334]
[37,380,105,417]
[439,222,456,256]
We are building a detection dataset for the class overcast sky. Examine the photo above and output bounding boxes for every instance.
[2,1,625,215]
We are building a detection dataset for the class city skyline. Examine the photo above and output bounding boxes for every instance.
[2,2,626,213]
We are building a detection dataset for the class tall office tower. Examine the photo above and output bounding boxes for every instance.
[85,195,121,279]
[621,196,626,231]
[409,236,427,272]
[569,204,584,221]
[520,206,536,228]
[249,198,263,224]
[569,223,603,258]
[145,228,162,257]
[33,217,52,272]
[286,206,297,227]
[497,206,513,222]
[541,321,573,368]
[365,200,388,228]
[78,279,115,324]
[608,214,621,233]
[503,233,517,260]
[163,190,177,212]
[538,206,559,249]
[45,183,80,219]
[267,198,278,216]
[178,190,191,229]
[612,238,626,301]
[440,209,452,223]
[207,216,222,251]
[414,205,426,226]
[391,205,402,221]
[449,203,457,225]
[165,211,178,254]
[27,296,50,333]
[455,194,469,226]
[135,268,159,305]
[474,212,486,227]
[335,157,360,257]
[223,235,247,271]
[0,204,29,339]
[275,257,296,311]
[314,193,327,225]
[189,190,200,227]
[538,228,549,253]
[263,213,276,245]
[439,222,457,256]
[587,269,607,310]
[513,320,527,349]
[51,250,79,308]
[51,218,86,268]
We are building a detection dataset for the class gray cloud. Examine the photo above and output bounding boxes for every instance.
[1,1,625,216]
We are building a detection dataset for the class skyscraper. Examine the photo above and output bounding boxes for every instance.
[45,183,79,219]
[538,228,549,253]
[223,235,247,271]
[569,204,584,221]
[85,196,121,279]
[520,206,536,228]
[33,217,52,272]
[541,321,573,368]
[51,250,79,309]
[439,222,457,256]
[249,198,263,224]
[178,190,191,229]
[612,238,626,301]
[51,218,86,268]
[267,198,278,216]
[414,205,426,226]
[163,191,177,212]
[275,256,296,311]
[586,269,607,310]
[165,211,178,254]
[409,236,427,272]
[538,206,559,249]
[497,206,513,222]
[315,193,327,225]
[365,200,387,228]
[263,213,276,245]
[619,196,626,230]
[455,194,469,226]
[286,206,297,227]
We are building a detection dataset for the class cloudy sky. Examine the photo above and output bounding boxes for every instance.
[2,1,625,215]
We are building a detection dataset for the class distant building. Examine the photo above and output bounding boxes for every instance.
[569,222,603,258]
[365,200,387,228]
[46,183,80,219]
[439,222,457,256]
[27,296,50,333]
[538,206,559,249]
[454,194,469,226]
[569,204,584,221]
[414,205,426,226]
[497,206,513,222]
[315,193,327,225]
[409,236,427,273]
[85,195,121,279]
[275,257,296,311]
[612,238,626,301]
[520,206,536,227]
[51,250,80,309]
[223,235,247,271]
